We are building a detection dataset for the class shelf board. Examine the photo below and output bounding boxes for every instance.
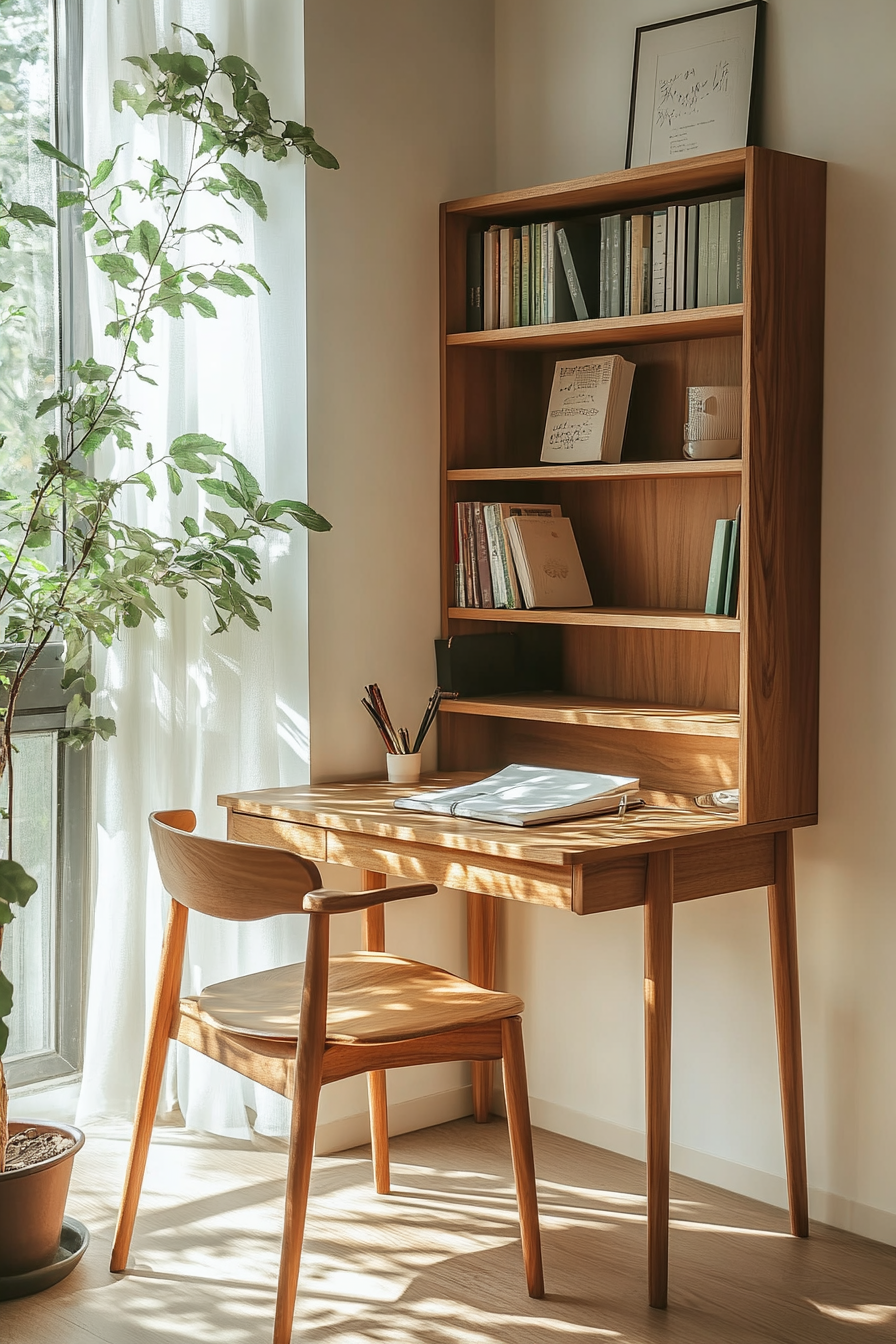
[448,606,740,632]
[447,459,742,482]
[447,305,742,351]
[440,693,740,738]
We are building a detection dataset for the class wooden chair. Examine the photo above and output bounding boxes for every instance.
[110,810,544,1343]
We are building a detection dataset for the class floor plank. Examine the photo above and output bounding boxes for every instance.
[2,1117,894,1343]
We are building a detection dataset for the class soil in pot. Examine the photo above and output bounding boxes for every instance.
[5,1127,76,1170]
[0,1120,85,1278]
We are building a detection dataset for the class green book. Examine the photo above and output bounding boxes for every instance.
[705,518,733,615]
[730,196,745,303]
[512,232,521,326]
[697,201,710,307]
[723,506,741,617]
[520,225,531,326]
[707,200,721,306]
[608,214,622,318]
[533,222,542,325]
[599,216,608,318]
[718,199,732,304]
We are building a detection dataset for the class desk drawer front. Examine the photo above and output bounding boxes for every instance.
[228,810,328,862]
[327,833,573,909]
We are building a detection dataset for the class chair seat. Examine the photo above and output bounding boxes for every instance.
[194,951,524,1044]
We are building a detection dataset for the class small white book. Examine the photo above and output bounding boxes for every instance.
[540,354,635,465]
[394,764,641,827]
[504,515,593,608]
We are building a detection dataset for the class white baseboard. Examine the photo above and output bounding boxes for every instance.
[523,1094,896,1249]
[313,1084,474,1157]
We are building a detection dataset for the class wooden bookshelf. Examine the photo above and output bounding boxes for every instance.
[438,148,825,827]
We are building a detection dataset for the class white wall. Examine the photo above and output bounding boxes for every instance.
[303,0,496,1148]
[494,0,896,1243]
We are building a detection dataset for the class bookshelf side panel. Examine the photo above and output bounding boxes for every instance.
[740,149,826,823]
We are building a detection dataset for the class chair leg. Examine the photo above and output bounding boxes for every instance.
[110,900,189,1272]
[362,885,391,1194]
[501,1015,544,1298]
[273,912,329,1344]
[367,1070,391,1194]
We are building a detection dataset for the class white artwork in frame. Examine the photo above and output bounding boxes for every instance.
[626,2,765,168]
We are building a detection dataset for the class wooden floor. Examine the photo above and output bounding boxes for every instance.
[2,1115,895,1343]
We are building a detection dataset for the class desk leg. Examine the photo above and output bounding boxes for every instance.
[644,849,673,1309]
[768,831,809,1238]
[467,892,498,1122]
[362,870,390,1195]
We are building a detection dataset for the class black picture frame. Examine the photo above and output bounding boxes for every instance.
[625,1,766,169]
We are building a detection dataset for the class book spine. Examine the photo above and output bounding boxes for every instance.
[541,223,550,323]
[704,518,732,615]
[623,217,632,317]
[599,217,607,318]
[608,215,622,318]
[473,501,494,607]
[499,227,512,329]
[723,507,741,617]
[697,202,710,308]
[546,221,556,324]
[520,225,531,326]
[651,210,667,313]
[483,504,508,608]
[685,203,698,309]
[483,228,495,330]
[557,227,589,321]
[675,204,687,311]
[466,502,482,606]
[503,518,535,609]
[466,230,483,332]
[533,222,542,324]
[707,200,720,306]
[629,215,643,316]
[730,196,745,303]
[665,205,676,313]
[454,502,465,605]
[512,231,521,326]
[717,198,731,305]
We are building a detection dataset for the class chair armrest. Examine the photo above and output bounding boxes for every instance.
[303,882,438,914]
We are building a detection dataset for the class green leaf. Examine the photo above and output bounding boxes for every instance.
[36,391,65,418]
[199,477,243,507]
[182,516,200,538]
[112,79,157,119]
[236,261,270,294]
[170,432,225,456]
[126,219,161,263]
[134,470,157,500]
[33,138,87,177]
[225,454,260,502]
[123,55,153,74]
[58,189,86,207]
[93,252,139,286]
[309,145,340,170]
[7,201,56,228]
[220,162,267,220]
[166,463,183,496]
[170,450,212,474]
[94,716,117,740]
[194,31,215,52]
[274,499,332,532]
[209,269,252,297]
[91,144,124,189]
[219,53,261,81]
[0,858,39,908]
[205,509,238,538]
[185,292,217,318]
[198,123,224,156]
[94,228,113,247]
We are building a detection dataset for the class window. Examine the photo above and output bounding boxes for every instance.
[1,0,89,1088]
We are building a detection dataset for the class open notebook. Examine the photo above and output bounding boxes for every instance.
[394,764,641,827]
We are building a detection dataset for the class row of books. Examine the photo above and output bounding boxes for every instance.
[704,507,742,617]
[466,195,744,331]
[454,502,592,610]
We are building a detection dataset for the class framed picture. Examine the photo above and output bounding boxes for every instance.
[625,1,766,169]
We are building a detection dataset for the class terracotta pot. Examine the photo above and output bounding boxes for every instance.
[0,1120,85,1276]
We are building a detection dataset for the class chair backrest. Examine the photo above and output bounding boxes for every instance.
[149,810,321,921]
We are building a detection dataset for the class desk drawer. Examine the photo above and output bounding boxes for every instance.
[227,810,327,862]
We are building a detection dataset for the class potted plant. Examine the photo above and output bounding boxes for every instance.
[0,26,336,1289]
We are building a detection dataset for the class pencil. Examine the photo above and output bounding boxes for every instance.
[362,697,397,752]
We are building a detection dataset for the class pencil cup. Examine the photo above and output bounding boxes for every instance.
[386,752,421,785]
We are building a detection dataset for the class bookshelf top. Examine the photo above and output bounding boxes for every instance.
[442,146,824,223]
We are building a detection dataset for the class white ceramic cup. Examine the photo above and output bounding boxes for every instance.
[386,752,421,784]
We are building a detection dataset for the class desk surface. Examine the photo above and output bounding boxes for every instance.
[218,774,812,914]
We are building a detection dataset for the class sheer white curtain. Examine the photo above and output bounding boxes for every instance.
[76,0,312,1138]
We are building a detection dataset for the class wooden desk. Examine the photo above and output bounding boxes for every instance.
[218,774,811,1308]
